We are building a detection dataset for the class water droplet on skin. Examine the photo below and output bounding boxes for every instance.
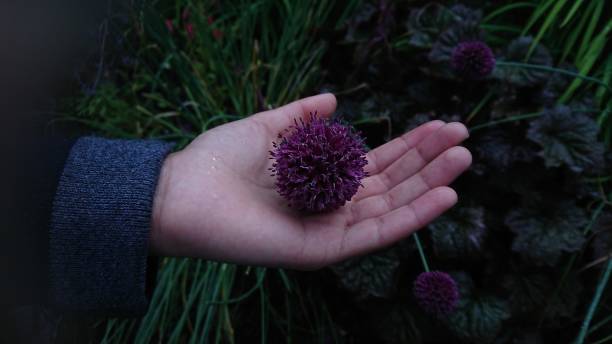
[209,154,220,172]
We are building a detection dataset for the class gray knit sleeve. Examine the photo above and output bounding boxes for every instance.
[49,137,174,314]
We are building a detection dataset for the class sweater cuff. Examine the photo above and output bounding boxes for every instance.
[49,137,174,315]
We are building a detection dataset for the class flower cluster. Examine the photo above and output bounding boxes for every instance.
[270,114,368,212]
[413,271,460,317]
[451,41,495,79]
[165,8,223,40]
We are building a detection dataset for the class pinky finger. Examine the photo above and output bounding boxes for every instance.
[339,186,457,260]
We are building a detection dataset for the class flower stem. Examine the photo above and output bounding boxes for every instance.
[413,232,430,272]
[575,258,612,344]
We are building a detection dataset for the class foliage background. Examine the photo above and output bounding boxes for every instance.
[63,0,612,343]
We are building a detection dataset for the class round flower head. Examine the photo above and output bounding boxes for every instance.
[270,114,368,212]
[451,41,495,79]
[413,271,460,317]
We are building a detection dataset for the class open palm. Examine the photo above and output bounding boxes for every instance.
[151,94,471,269]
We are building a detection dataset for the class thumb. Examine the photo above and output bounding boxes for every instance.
[251,93,337,134]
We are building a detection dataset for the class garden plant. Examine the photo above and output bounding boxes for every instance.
[65,0,612,343]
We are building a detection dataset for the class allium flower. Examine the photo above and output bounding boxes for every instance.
[451,41,496,79]
[270,114,368,212]
[413,271,460,317]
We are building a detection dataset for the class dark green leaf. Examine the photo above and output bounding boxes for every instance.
[592,214,612,261]
[474,129,537,170]
[449,4,483,25]
[404,3,455,49]
[494,36,552,87]
[428,23,482,64]
[344,3,377,43]
[541,273,583,324]
[444,272,510,343]
[502,273,553,314]
[375,305,423,344]
[539,63,578,105]
[429,206,487,259]
[331,250,399,299]
[505,201,588,266]
[527,105,604,173]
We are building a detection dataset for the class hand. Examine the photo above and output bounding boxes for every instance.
[151,94,471,269]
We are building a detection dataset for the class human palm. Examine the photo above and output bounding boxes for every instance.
[151,94,471,269]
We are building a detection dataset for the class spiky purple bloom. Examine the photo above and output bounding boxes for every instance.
[451,41,496,79]
[413,271,460,317]
[270,114,368,212]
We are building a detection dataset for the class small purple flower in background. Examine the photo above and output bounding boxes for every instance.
[184,23,195,40]
[413,271,460,317]
[270,114,368,213]
[451,41,496,79]
[165,19,174,33]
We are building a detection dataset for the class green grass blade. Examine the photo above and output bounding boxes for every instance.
[526,0,569,59]
[483,2,536,23]
[560,0,585,27]
[559,20,612,103]
[577,0,605,60]
[575,259,612,344]
[521,0,554,35]
[560,0,595,63]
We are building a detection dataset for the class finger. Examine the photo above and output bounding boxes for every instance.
[350,146,471,223]
[251,93,337,134]
[356,122,468,200]
[364,120,446,175]
[353,120,445,201]
[338,187,457,260]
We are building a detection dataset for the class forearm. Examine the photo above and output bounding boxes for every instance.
[49,137,173,315]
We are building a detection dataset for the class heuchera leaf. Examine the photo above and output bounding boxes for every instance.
[404,3,455,49]
[539,63,578,105]
[474,129,537,170]
[448,4,483,25]
[444,272,510,343]
[505,201,587,266]
[592,214,612,261]
[502,273,552,314]
[429,206,486,259]
[527,105,604,173]
[375,305,422,344]
[494,330,544,344]
[494,36,552,87]
[540,273,583,324]
[344,3,377,43]
[428,22,482,64]
[427,4,482,62]
[331,250,399,299]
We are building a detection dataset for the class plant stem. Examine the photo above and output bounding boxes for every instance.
[466,91,494,123]
[469,112,541,132]
[496,61,612,95]
[575,258,612,344]
[591,333,612,344]
[589,313,612,335]
[413,232,430,272]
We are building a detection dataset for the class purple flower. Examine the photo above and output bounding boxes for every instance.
[270,114,368,212]
[413,271,460,317]
[451,41,496,79]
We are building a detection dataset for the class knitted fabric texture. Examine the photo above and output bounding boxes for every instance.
[49,137,173,314]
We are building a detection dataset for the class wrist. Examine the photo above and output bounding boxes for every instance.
[150,151,176,256]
